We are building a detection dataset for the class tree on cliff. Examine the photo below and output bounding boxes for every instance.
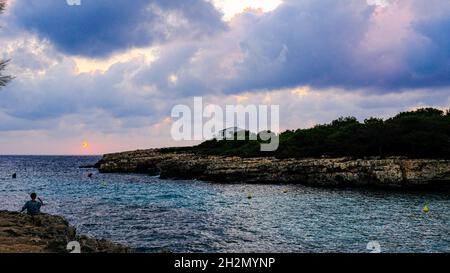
[0,1,12,88]
[178,108,450,159]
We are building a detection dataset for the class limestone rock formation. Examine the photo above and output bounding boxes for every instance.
[96,149,450,189]
[0,211,131,253]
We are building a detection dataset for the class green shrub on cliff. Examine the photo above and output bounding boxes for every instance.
[182,108,450,159]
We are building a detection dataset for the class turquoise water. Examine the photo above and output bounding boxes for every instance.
[0,156,449,253]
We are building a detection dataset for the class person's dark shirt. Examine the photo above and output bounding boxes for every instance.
[21,200,42,215]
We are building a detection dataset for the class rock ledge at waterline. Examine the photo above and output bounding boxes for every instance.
[95,149,450,190]
[0,211,131,253]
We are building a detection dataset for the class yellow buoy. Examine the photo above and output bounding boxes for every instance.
[423,205,429,214]
[283,189,288,194]
[247,193,253,199]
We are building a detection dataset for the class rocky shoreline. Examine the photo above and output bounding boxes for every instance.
[0,211,131,253]
[96,149,450,190]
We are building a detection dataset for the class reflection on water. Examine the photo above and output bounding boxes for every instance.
[0,156,449,253]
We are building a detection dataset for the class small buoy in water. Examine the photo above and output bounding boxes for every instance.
[102,181,107,187]
[87,173,93,178]
[283,189,288,193]
[423,205,429,214]
[247,193,253,199]
[12,173,17,179]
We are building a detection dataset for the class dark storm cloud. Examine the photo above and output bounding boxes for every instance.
[130,0,450,96]
[223,0,450,93]
[1,0,450,131]
[405,17,450,88]
[8,0,450,93]
[224,0,375,93]
[11,0,225,58]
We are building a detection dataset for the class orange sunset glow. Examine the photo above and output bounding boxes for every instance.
[82,141,89,149]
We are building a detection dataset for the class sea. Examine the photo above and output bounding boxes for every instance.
[0,156,449,253]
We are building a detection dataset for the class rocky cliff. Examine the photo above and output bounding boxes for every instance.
[96,149,450,189]
[0,211,131,253]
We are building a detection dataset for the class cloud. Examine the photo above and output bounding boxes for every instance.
[224,0,375,92]
[1,0,450,154]
[10,0,225,58]
[0,36,167,124]
[7,0,450,95]
[222,0,450,92]
[406,17,450,87]
[132,0,450,95]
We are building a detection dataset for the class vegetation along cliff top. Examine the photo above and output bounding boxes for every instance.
[160,108,450,159]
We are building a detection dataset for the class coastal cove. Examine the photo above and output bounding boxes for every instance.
[1,0,450,258]
[1,156,449,253]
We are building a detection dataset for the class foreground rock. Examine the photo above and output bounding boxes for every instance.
[97,149,450,190]
[0,211,131,253]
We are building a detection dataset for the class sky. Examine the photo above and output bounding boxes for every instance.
[0,0,449,155]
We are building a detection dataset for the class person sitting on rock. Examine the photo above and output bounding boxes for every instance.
[21,193,44,216]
